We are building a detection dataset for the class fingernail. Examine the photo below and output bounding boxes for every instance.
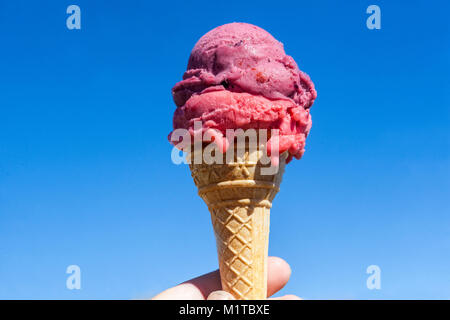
[207,290,235,300]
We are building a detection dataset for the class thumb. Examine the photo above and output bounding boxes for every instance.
[207,290,235,300]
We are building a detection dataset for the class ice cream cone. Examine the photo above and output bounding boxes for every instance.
[169,22,316,300]
[188,142,287,300]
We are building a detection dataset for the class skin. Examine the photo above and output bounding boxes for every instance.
[152,256,301,300]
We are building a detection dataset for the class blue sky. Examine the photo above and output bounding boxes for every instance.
[0,0,448,299]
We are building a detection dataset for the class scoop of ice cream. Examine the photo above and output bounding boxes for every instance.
[173,22,316,109]
[173,90,311,161]
[170,22,317,162]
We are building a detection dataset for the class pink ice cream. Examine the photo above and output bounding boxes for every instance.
[170,22,317,162]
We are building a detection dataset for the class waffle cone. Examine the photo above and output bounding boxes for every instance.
[188,142,286,299]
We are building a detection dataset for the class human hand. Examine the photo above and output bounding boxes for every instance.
[152,256,300,300]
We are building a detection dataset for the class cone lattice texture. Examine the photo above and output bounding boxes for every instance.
[189,145,286,299]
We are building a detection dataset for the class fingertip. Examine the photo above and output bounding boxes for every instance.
[268,256,291,280]
[267,256,292,297]
[207,290,235,300]
[269,256,291,272]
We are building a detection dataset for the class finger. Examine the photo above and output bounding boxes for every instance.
[269,294,302,300]
[152,270,220,300]
[267,256,292,297]
[183,256,290,299]
[207,290,235,300]
[152,256,291,300]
